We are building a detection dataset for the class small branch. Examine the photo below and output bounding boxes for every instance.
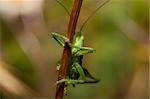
[55,0,83,99]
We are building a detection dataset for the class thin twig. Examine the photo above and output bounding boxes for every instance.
[55,0,83,99]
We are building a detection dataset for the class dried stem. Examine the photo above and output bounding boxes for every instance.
[55,0,83,99]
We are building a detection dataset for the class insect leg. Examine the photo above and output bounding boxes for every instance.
[56,59,61,70]
[72,46,96,56]
[56,79,85,85]
[83,67,100,83]
[52,32,69,47]
[73,63,86,80]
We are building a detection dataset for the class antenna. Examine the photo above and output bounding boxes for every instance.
[55,0,70,15]
[79,0,111,32]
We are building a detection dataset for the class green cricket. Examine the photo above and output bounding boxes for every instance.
[52,32,99,86]
[52,0,110,95]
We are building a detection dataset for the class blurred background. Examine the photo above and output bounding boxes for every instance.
[0,0,149,99]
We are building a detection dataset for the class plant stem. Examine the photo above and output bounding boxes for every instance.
[55,0,83,99]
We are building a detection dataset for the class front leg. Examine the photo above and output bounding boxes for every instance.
[52,32,69,47]
[72,46,95,56]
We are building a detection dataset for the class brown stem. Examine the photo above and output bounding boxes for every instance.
[55,0,83,99]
